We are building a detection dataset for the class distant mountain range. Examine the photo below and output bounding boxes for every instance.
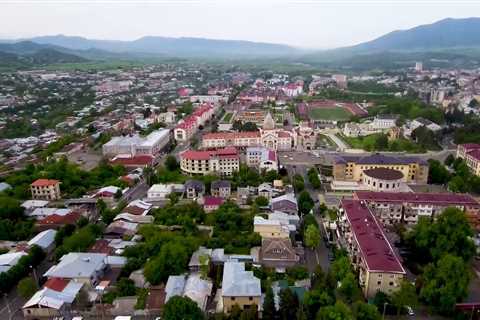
[1,17,480,69]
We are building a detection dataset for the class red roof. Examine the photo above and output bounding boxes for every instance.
[341,199,405,274]
[354,191,479,207]
[44,278,69,292]
[110,155,154,167]
[37,211,81,226]
[89,239,114,255]
[204,196,225,206]
[31,179,59,187]
[461,143,480,151]
[467,149,480,162]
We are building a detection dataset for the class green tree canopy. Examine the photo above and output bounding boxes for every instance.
[305,224,320,249]
[17,277,37,299]
[316,301,353,320]
[163,296,204,320]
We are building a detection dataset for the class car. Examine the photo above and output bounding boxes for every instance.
[405,306,414,316]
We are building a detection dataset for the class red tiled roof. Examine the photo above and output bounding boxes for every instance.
[461,143,480,151]
[467,149,480,162]
[37,211,81,226]
[341,199,405,274]
[354,191,479,207]
[44,278,69,292]
[31,179,59,187]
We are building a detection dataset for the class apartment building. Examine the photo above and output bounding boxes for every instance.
[339,200,406,298]
[457,144,480,176]
[102,129,170,157]
[180,148,239,176]
[333,153,428,184]
[353,191,480,225]
[30,179,61,201]
[174,103,215,142]
[246,147,278,172]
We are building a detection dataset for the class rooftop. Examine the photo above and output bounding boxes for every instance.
[31,179,60,187]
[354,191,479,206]
[341,199,405,274]
[222,261,261,297]
[363,168,404,180]
[44,252,107,279]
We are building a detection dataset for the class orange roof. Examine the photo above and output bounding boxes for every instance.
[31,179,59,187]
[44,278,69,292]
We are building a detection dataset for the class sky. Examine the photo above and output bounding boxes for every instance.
[1,0,480,48]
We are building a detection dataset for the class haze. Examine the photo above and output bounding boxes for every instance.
[1,0,479,48]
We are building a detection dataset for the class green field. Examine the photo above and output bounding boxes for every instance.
[308,107,351,121]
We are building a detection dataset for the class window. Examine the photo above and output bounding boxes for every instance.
[389,282,394,286]
[231,297,235,301]
[377,281,381,285]
[249,297,253,301]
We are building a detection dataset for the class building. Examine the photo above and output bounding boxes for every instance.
[203,196,225,212]
[44,252,107,287]
[23,279,84,319]
[102,129,170,158]
[270,193,298,215]
[295,121,317,150]
[180,148,240,176]
[415,62,423,72]
[185,180,205,199]
[165,273,213,312]
[211,180,232,198]
[343,123,361,138]
[201,114,296,151]
[332,74,348,89]
[371,114,398,130]
[246,147,278,172]
[28,229,57,253]
[174,104,215,142]
[353,191,480,225]
[253,216,292,239]
[236,110,266,125]
[0,251,28,273]
[339,200,406,298]
[362,168,404,192]
[221,261,261,313]
[457,144,480,176]
[410,118,442,133]
[259,238,300,269]
[333,153,428,184]
[30,179,61,201]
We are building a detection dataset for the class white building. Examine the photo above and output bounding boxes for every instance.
[102,129,170,158]
[371,114,398,130]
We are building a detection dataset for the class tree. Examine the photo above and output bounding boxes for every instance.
[262,286,276,320]
[316,301,353,320]
[293,174,305,192]
[391,280,417,315]
[307,168,321,189]
[427,159,451,184]
[243,122,258,131]
[17,277,37,299]
[329,256,352,281]
[448,176,467,193]
[374,134,388,150]
[116,278,136,296]
[296,304,308,320]
[163,296,204,320]
[338,272,361,303]
[165,155,179,171]
[254,196,269,207]
[420,254,470,315]
[298,191,314,215]
[444,154,455,167]
[144,242,190,285]
[352,301,381,320]
[279,288,299,320]
[304,289,334,319]
[264,170,280,183]
[372,291,391,315]
[305,225,320,249]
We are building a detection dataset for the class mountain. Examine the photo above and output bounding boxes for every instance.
[0,41,88,69]
[346,17,480,52]
[28,35,299,58]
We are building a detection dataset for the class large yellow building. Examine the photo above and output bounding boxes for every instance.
[222,261,261,313]
[333,153,428,184]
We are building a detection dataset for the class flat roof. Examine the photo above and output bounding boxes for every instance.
[341,199,405,274]
[354,191,479,206]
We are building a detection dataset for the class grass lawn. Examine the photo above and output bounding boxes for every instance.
[341,133,426,153]
[222,112,233,123]
[309,107,351,121]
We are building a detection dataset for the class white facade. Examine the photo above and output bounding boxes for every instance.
[102,129,170,157]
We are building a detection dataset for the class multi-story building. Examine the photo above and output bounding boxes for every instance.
[202,131,261,149]
[353,191,480,225]
[457,144,480,176]
[30,179,61,201]
[102,129,170,158]
[221,261,261,313]
[179,148,240,176]
[246,147,278,172]
[333,153,428,184]
[371,114,399,130]
[236,110,266,125]
[174,104,215,142]
[338,200,406,298]
[253,216,292,239]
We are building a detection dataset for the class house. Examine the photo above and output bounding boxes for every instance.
[165,274,213,312]
[259,238,300,269]
[44,252,107,287]
[36,211,82,231]
[105,221,138,238]
[410,117,442,132]
[22,279,84,319]
[270,193,298,215]
[122,200,153,216]
[237,187,250,205]
[21,200,49,213]
[203,196,225,213]
[28,208,72,220]
[258,183,278,200]
[28,229,57,253]
[147,184,173,200]
[114,213,154,224]
[94,186,123,200]
[0,251,28,273]
[185,180,205,199]
[211,180,232,198]
[30,179,61,201]
[188,247,212,272]
[253,216,292,239]
[221,261,261,313]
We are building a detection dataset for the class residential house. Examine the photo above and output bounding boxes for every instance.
[270,193,298,215]
[259,238,300,269]
[0,251,28,273]
[185,180,205,199]
[28,229,57,253]
[30,179,61,201]
[203,196,225,213]
[211,180,232,198]
[221,261,261,313]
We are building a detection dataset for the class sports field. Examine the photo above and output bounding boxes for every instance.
[308,107,352,121]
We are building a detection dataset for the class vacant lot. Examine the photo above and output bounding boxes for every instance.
[308,107,351,121]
